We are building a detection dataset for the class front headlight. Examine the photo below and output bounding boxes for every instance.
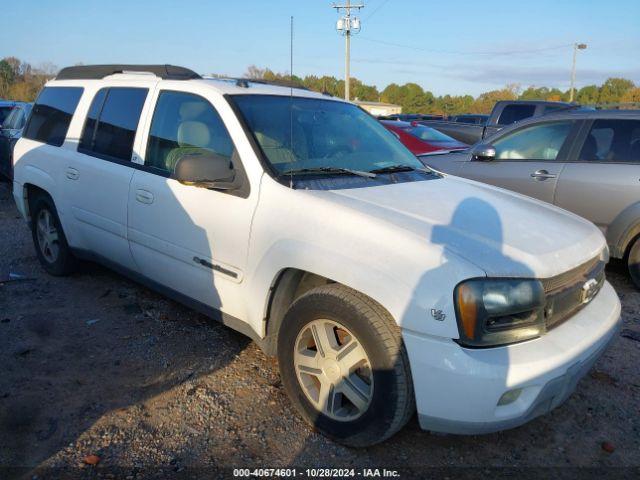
[454,278,546,348]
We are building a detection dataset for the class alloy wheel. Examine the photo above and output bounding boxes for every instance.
[293,319,373,421]
[36,208,60,263]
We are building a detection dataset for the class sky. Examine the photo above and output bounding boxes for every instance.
[3,0,640,96]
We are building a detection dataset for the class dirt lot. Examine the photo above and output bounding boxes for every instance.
[0,180,639,479]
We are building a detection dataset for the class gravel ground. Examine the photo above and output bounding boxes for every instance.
[0,179,639,479]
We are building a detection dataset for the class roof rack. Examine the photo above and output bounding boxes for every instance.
[230,77,309,90]
[56,64,201,81]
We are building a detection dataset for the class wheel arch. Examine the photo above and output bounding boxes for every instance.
[606,201,640,258]
[261,268,334,355]
[23,182,54,224]
[257,265,405,357]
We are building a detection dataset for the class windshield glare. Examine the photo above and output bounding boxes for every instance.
[232,95,423,175]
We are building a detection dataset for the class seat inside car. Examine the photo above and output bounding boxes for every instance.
[164,101,217,172]
[253,117,308,166]
[579,133,598,161]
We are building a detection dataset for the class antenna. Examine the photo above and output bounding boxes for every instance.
[289,15,294,189]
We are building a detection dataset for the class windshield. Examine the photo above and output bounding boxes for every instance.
[405,125,457,143]
[232,95,423,175]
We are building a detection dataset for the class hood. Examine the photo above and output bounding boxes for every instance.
[315,175,605,278]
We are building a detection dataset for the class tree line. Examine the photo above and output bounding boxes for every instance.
[243,65,640,114]
[0,57,57,103]
[2,56,639,115]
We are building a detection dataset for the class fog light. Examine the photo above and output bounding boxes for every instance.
[498,388,522,406]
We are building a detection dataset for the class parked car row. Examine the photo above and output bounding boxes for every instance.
[421,100,575,144]
[423,108,640,288]
[378,113,445,121]
[384,100,574,145]
[0,101,32,179]
[380,120,467,155]
[9,65,622,447]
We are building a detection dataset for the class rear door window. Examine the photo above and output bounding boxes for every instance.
[497,104,536,125]
[79,87,148,161]
[578,119,640,163]
[23,87,83,146]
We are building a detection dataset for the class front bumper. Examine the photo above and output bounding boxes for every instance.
[403,280,621,435]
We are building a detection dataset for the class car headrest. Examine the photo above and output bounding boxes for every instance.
[580,133,598,160]
[177,121,210,147]
[179,101,208,120]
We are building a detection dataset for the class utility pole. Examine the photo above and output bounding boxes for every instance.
[333,1,364,101]
[569,42,587,102]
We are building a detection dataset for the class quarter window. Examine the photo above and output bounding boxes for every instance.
[79,87,148,161]
[493,121,573,161]
[145,91,235,173]
[578,119,640,163]
[23,87,83,146]
[497,104,536,125]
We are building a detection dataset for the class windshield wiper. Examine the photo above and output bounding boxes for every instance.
[369,165,434,174]
[279,167,377,179]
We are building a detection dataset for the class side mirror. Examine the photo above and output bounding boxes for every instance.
[173,151,236,190]
[471,144,496,161]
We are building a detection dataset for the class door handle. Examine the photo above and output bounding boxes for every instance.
[135,189,154,204]
[530,169,557,180]
[66,167,79,180]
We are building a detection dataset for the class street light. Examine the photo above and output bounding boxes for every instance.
[569,42,587,103]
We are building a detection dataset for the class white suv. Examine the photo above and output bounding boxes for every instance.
[12,65,621,446]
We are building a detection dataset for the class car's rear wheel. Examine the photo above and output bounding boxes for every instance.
[627,236,640,289]
[30,193,77,276]
[277,284,415,447]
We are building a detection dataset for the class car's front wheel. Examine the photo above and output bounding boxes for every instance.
[30,192,77,276]
[627,236,640,289]
[277,284,415,447]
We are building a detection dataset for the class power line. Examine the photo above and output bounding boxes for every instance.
[364,0,390,21]
[358,36,574,56]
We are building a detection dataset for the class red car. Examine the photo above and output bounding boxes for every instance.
[381,120,467,155]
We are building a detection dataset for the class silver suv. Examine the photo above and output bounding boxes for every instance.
[425,110,640,287]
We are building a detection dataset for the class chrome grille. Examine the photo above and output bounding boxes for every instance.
[541,256,601,293]
[542,257,606,330]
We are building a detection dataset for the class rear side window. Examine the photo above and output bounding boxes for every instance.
[79,87,148,161]
[579,119,640,163]
[497,104,536,125]
[23,87,83,146]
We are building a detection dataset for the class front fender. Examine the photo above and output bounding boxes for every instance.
[606,201,640,258]
[244,238,484,342]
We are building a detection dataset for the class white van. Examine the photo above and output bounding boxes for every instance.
[12,65,621,446]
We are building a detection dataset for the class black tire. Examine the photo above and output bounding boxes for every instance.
[277,283,415,447]
[29,192,77,276]
[627,236,640,289]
